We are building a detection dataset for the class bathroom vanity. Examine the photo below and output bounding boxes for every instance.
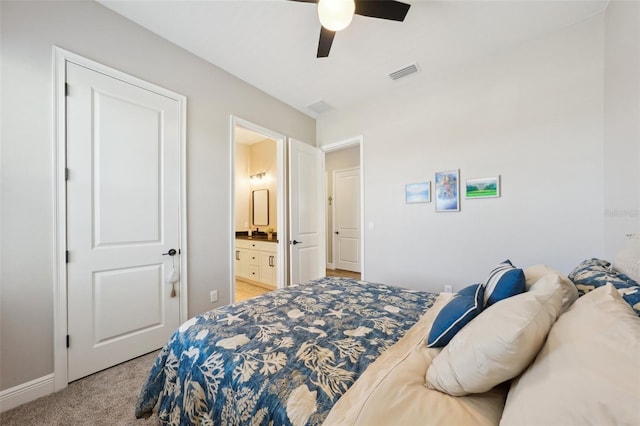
[235,236,277,287]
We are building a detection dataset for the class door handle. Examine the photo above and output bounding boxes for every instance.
[162,249,177,256]
[291,240,302,245]
[334,231,339,234]
[235,250,240,260]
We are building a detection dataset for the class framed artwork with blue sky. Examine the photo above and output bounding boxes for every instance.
[406,182,431,203]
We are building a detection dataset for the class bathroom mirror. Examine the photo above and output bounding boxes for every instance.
[252,189,269,226]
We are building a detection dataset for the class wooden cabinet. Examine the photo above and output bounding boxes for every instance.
[235,239,277,287]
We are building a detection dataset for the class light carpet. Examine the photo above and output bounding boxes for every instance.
[0,351,160,426]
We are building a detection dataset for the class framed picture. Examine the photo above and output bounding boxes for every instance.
[435,170,460,212]
[405,182,431,203]
[466,176,501,198]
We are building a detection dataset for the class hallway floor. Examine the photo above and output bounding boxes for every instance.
[326,268,361,280]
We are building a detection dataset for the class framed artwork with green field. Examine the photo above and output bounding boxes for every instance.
[465,176,500,198]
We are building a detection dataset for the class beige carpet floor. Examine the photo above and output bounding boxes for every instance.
[3,271,362,425]
[0,351,160,426]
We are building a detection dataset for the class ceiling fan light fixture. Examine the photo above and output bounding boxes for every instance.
[317,0,355,31]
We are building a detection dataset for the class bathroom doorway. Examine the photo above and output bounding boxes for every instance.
[232,118,285,302]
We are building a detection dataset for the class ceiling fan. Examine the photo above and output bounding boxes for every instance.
[290,0,411,58]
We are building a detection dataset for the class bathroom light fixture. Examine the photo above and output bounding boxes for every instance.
[317,0,355,31]
[250,172,266,181]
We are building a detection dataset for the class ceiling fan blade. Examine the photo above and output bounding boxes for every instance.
[317,26,336,58]
[355,0,410,21]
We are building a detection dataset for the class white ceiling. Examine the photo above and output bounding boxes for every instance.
[99,0,608,118]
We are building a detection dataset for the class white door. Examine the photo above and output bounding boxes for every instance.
[334,167,361,272]
[66,62,182,381]
[289,139,326,284]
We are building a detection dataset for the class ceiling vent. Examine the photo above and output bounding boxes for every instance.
[307,100,334,114]
[388,63,419,81]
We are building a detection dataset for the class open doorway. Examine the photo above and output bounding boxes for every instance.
[232,118,285,302]
[323,138,363,280]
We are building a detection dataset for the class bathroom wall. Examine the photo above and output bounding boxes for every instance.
[250,139,278,232]
[235,143,251,231]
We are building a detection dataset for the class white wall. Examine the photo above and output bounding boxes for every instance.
[603,0,640,257]
[318,15,606,292]
[0,1,315,391]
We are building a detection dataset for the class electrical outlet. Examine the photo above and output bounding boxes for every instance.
[444,285,453,293]
[210,290,218,303]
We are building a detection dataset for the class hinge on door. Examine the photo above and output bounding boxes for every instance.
[65,168,69,181]
[66,335,70,348]
[66,250,69,263]
[65,83,69,96]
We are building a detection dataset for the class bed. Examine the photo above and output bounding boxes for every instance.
[135,277,439,425]
[136,244,640,426]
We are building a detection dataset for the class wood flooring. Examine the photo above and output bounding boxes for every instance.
[326,268,361,280]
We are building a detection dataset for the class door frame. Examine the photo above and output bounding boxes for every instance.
[52,47,188,391]
[332,166,361,272]
[229,116,287,296]
[320,136,365,279]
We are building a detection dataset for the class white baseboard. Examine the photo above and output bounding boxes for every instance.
[326,263,335,270]
[0,374,55,413]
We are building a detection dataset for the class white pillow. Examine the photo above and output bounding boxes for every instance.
[613,235,640,282]
[524,264,578,312]
[500,284,640,425]
[425,273,565,396]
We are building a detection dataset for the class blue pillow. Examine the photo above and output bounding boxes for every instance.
[483,260,525,306]
[427,284,484,348]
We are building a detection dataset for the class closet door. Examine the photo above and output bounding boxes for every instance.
[66,62,182,381]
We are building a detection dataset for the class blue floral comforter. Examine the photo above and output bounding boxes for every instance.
[135,277,437,425]
[568,258,640,315]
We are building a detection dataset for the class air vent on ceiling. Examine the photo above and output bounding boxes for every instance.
[388,63,419,81]
[307,100,334,114]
